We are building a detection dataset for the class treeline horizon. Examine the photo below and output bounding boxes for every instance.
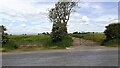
[7,31,104,35]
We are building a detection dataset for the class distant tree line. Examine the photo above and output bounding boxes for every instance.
[72,32,100,34]
[17,32,50,36]
[38,32,50,35]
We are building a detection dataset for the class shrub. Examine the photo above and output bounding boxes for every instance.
[104,23,120,40]
[102,23,120,46]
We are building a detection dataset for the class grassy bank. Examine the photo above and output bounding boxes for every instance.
[2,35,73,52]
[70,33,118,47]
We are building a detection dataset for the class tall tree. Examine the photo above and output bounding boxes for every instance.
[49,0,77,42]
[0,25,8,44]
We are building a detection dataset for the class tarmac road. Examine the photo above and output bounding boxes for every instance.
[2,48,118,66]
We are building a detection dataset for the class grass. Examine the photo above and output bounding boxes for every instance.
[42,36,73,49]
[101,39,119,47]
[2,35,73,52]
[2,40,18,52]
[8,35,49,45]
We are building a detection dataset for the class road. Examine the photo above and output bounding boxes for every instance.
[2,48,118,66]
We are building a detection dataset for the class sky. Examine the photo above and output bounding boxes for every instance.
[0,0,118,34]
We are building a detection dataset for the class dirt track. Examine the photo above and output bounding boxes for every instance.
[66,37,116,50]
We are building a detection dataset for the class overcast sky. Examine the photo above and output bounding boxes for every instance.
[0,0,118,34]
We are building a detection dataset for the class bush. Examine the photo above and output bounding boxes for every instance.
[102,23,120,46]
[104,23,120,40]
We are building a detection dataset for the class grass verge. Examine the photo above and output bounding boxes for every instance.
[101,39,119,47]
[2,35,73,52]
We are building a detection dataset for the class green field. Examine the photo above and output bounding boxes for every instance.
[2,35,72,52]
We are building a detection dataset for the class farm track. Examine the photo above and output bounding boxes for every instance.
[66,37,117,50]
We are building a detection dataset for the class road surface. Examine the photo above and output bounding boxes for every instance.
[2,48,118,66]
